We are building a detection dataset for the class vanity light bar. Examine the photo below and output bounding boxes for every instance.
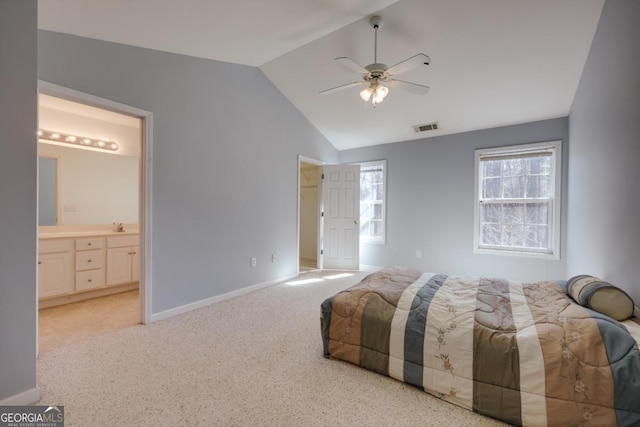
[38,129,119,152]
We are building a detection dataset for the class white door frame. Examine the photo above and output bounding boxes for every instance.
[37,80,153,325]
[297,155,324,272]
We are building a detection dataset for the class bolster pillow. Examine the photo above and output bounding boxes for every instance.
[566,275,635,321]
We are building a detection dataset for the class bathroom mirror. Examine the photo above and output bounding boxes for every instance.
[38,143,139,225]
[38,156,58,226]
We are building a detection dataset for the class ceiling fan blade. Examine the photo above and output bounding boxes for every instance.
[319,81,365,95]
[387,79,430,95]
[335,57,369,75]
[387,53,431,76]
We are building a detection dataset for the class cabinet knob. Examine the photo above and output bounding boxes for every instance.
[87,242,92,246]
[88,279,92,282]
[38,261,42,265]
[88,259,92,263]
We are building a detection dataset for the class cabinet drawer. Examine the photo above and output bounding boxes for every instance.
[75,269,105,291]
[76,237,104,251]
[39,239,73,254]
[75,249,105,271]
[107,234,139,248]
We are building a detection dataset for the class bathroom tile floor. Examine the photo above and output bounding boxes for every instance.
[38,290,140,354]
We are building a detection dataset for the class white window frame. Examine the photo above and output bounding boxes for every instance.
[358,160,386,245]
[473,141,561,259]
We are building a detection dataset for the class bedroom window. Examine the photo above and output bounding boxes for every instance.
[359,160,386,244]
[474,141,561,259]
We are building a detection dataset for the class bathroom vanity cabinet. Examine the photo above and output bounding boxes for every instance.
[75,237,106,291]
[38,231,139,306]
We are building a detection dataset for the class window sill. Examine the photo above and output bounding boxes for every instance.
[474,247,560,260]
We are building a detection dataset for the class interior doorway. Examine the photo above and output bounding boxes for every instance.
[298,159,321,271]
[297,156,362,272]
[36,81,153,353]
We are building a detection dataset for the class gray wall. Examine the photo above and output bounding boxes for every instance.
[339,118,569,282]
[567,0,640,303]
[38,31,338,313]
[0,1,38,402]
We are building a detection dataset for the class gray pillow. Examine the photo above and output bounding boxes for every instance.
[566,275,635,321]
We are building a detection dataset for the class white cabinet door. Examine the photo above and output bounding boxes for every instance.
[322,164,360,270]
[107,247,133,286]
[38,252,73,298]
[131,246,140,283]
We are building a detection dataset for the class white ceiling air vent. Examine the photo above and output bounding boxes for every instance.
[413,122,439,133]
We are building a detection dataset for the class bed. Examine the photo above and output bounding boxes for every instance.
[320,267,640,426]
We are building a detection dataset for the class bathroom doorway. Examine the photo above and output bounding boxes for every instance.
[37,82,153,353]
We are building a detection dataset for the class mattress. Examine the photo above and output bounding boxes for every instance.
[321,267,640,426]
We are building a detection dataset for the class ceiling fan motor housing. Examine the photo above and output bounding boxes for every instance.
[365,63,389,80]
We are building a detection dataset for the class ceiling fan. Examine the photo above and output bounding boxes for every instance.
[319,15,431,106]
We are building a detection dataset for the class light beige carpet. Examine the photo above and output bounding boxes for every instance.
[36,269,508,426]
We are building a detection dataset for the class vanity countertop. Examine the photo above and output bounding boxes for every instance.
[39,230,139,239]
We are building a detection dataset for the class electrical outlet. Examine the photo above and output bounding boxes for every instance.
[415,250,422,258]
[250,257,257,267]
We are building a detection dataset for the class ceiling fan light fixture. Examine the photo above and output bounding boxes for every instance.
[373,85,389,104]
[360,86,373,101]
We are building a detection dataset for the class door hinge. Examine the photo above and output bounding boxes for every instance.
[321,173,325,180]
[321,249,324,255]
[321,211,324,217]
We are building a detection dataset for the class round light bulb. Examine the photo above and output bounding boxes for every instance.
[97,141,106,147]
[110,143,119,150]
[66,135,77,142]
[50,133,60,139]
[376,85,389,100]
[37,130,43,137]
[360,87,373,102]
[82,138,92,145]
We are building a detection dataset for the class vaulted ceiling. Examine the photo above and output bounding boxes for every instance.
[38,0,605,150]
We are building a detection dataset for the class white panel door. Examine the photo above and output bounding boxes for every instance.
[322,164,360,270]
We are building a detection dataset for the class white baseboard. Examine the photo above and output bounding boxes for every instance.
[150,273,298,323]
[359,264,383,272]
[0,387,40,406]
